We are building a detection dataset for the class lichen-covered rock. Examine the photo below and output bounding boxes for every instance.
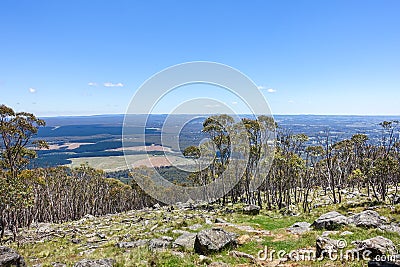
[149,238,171,251]
[368,254,400,267]
[316,236,341,258]
[340,231,354,236]
[380,224,400,235]
[73,258,115,267]
[208,262,230,267]
[116,239,149,248]
[348,210,388,228]
[368,259,400,267]
[353,236,396,258]
[311,211,348,230]
[173,233,196,250]
[243,205,261,215]
[0,246,26,267]
[194,228,237,255]
[287,222,311,234]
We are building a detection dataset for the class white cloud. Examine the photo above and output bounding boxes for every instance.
[258,85,277,93]
[28,88,36,93]
[104,82,124,87]
[88,82,97,86]
[232,101,238,105]
[288,100,295,103]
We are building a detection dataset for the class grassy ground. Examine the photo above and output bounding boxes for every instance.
[7,201,400,266]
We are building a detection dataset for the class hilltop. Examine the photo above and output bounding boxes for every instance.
[4,190,400,267]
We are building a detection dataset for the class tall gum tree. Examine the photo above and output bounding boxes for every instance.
[0,104,48,241]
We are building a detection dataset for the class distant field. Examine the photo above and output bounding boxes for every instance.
[33,114,400,170]
[68,153,189,172]
[41,142,94,150]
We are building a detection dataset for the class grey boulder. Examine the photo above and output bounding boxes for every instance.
[0,246,26,267]
[116,239,148,248]
[316,236,341,258]
[194,228,237,255]
[173,233,197,250]
[347,210,388,228]
[73,259,115,267]
[287,222,311,234]
[149,238,171,251]
[243,205,261,215]
[368,260,400,267]
[311,211,348,230]
[353,236,396,258]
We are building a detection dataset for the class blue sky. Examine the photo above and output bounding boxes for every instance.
[0,0,399,116]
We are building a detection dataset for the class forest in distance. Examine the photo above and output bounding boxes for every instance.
[1,103,400,242]
[31,113,400,168]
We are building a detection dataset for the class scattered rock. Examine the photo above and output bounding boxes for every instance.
[96,233,107,240]
[243,205,261,215]
[393,196,400,205]
[194,228,237,255]
[229,250,257,263]
[172,229,190,235]
[368,255,400,267]
[36,223,54,234]
[116,239,149,248]
[208,262,229,267]
[149,238,171,251]
[311,211,348,230]
[170,251,185,258]
[340,231,354,236]
[160,236,173,242]
[347,210,388,228]
[368,261,400,267]
[287,222,311,234]
[173,233,196,250]
[71,238,81,244]
[198,255,211,264]
[189,224,203,231]
[174,202,191,210]
[150,224,158,231]
[215,218,227,223]
[316,236,340,258]
[52,263,67,267]
[353,236,396,258]
[380,224,400,235]
[0,246,26,267]
[73,258,115,267]
[78,214,96,224]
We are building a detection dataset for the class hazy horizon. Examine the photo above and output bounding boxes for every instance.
[38,113,400,119]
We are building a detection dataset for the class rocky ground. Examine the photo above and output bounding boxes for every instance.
[2,191,400,266]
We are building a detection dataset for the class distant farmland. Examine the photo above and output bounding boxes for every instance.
[68,153,189,172]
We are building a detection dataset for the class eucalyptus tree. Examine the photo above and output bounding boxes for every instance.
[0,104,47,241]
[202,114,234,205]
[303,145,324,212]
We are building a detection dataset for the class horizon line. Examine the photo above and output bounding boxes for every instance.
[39,113,400,118]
